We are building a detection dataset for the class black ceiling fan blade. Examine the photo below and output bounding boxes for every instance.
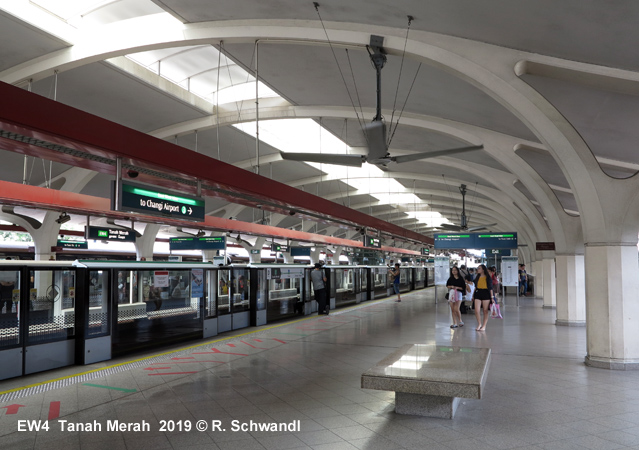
[439,223,462,231]
[363,121,388,161]
[280,152,364,167]
[391,145,484,164]
[468,223,497,232]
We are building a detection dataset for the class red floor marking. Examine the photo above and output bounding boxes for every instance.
[48,402,60,421]
[240,340,266,349]
[227,344,236,347]
[207,348,248,356]
[147,372,198,376]
[253,339,263,342]
[171,357,195,360]
[144,367,172,370]
[1,404,25,415]
[271,338,287,344]
[171,360,224,364]
[318,319,348,323]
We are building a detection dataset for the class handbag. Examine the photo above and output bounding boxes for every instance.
[445,292,449,300]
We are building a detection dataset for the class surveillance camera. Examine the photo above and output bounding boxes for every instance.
[127,170,139,178]
[289,210,296,216]
[256,204,263,209]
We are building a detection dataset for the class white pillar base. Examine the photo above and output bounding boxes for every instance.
[542,258,556,308]
[555,254,586,326]
[584,244,639,370]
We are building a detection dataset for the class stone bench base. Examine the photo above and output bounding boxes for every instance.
[361,344,490,419]
[395,392,461,419]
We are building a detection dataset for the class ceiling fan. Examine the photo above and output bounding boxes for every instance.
[280,35,484,168]
[437,184,497,232]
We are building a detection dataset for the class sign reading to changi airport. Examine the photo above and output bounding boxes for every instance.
[363,235,381,248]
[290,247,311,257]
[113,181,205,222]
[87,226,136,242]
[435,232,517,249]
[57,239,88,249]
[169,236,226,251]
[434,234,475,249]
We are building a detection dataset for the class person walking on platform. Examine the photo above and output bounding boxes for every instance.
[446,266,466,328]
[390,263,401,302]
[311,263,329,315]
[473,264,494,331]
[519,264,528,296]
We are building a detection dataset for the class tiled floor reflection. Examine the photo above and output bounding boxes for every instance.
[2,289,639,450]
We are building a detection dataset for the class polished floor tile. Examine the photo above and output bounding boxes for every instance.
[2,289,639,449]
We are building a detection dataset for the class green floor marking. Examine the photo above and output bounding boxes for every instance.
[83,383,137,393]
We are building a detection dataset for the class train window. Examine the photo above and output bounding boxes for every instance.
[232,269,250,313]
[218,269,230,315]
[28,269,76,345]
[0,269,20,349]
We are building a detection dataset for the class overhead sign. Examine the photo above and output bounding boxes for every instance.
[421,248,430,255]
[86,226,136,242]
[536,242,556,251]
[290,247,311,257]
[250,249,260,254]
[113,181,205,222]
[57,239,88,249]
[434,234,475,249]
[169,236,226,251]
[363,235,381,248]
[271,243,282,252]
[476,233,517,249]
[434,233,517,249]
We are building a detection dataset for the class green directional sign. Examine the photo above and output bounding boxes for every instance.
[112,181,205,222]
[421,247,430,255]
[87,226,136,242]
[57,239,88,249]
[169,236,226,251]
[363,235,381,248]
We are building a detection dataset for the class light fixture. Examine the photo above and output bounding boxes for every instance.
[55,212,71,224]
[196,229,205,238]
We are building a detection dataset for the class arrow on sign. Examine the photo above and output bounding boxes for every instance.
[188,207,193,214]
[2,404,25,415]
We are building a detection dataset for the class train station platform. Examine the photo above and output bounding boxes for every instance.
[2,288,637,450]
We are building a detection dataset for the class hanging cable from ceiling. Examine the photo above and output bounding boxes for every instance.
[313,2,367,136]
[441,174,461,223]
[216,41,222,161]
[465,182,480,225]
[387,15,414,147]
[344,49,367,141]
[387,62,421,147]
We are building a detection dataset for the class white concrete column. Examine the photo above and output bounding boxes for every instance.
[330,246,343,265]
[584,244,639,369]
[135,224,160,261]
[310,248,321,265]
[532,260,543,296]
[31,215,61,261]
[542,257,556,308]
[555,254,586,326]
[202,250,217,263]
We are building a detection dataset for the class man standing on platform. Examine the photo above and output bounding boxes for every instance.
[311,263,329,315]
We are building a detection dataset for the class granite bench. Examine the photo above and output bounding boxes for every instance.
[361,344,491,419]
